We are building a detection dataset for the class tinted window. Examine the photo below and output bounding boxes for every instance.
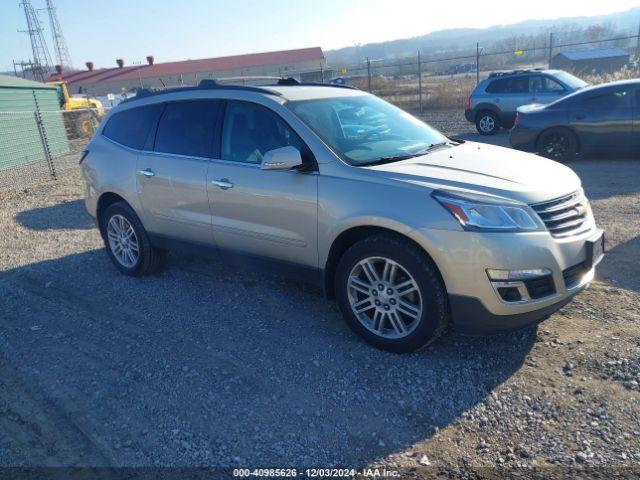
[103,104,162,149]
[221,101,305,164]
[154,101,219,158]
[577,90,630,114]
[485,76,529,94]
[636,89,640,108]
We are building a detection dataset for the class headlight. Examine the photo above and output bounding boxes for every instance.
[432,189,544,232]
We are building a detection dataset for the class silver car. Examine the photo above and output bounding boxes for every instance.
[465,69,587,135]
[81,80,604,353]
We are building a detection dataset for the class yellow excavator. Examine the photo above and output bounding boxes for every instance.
[47,80,104,137]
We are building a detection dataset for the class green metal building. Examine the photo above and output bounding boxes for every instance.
[0,75,70,171]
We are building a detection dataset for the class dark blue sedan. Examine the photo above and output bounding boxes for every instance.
[510,79,639,162]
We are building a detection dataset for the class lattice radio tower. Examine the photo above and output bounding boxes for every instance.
[19,0,53,82]
[45,0,73,70]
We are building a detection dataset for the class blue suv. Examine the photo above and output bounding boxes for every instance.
[465,69,587,135]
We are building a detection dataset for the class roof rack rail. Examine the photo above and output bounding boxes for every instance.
[120,76,356,105]
[275,77,357,90]
[488,68,545,78]
[121,80,282,104]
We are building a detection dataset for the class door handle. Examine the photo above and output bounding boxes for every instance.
[211,178,233,190]
[138,168,155,177]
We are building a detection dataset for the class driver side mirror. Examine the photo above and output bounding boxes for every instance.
[260,146,303,171]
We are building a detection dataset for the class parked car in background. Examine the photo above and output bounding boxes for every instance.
[465,69,587,135]
[510,79,640,162]
[81,80,603,353]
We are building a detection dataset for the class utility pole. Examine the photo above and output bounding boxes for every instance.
[19,0,53,82]
[636,22,640,61]
[417,51,423,113]
[548,32,554,68]
[476,43,480,85]
[366,57,372,92]
[44,0,73,70]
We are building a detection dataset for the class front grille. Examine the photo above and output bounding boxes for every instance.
[563,262,587,288]
[531,190,591,238]
[524,275,556,299]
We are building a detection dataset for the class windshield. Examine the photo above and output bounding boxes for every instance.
[553,71,588,90]
[286,94,449,166]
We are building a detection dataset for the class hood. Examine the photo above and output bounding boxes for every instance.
[366,141,581,204]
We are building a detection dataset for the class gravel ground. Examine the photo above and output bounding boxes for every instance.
[0,128,639,478]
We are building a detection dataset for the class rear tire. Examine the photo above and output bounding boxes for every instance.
[537,129,578,163]
[100,202,164,276]
[476,111,500,135]
[335,234,450,353]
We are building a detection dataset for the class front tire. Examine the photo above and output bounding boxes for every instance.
[537,129,578,162]
[476,111,500,135]
[335,234,450,353]
[100,202,163,276]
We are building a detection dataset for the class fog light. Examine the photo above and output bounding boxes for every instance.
[497,287,523,302]
[486,268,552,281]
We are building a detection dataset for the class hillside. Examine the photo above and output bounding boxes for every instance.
[326,8,640,66]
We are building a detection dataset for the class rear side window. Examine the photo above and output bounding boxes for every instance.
[485,77,529,94]
[154,101,220,158]
[103,104,162,149]
[577,90,630,114]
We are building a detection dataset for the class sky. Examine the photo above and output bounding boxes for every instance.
[1,0,639,71]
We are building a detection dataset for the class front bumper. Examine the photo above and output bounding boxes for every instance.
[408,226,601,333]
[449,290,580,334]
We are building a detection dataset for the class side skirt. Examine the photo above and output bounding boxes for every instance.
[148,233,324,289]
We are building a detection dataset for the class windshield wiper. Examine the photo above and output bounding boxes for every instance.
[359,153,421,166]
[412,141,452,155]
[359,141,454,167]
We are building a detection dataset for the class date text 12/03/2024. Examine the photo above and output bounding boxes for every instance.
[233,468,401,477]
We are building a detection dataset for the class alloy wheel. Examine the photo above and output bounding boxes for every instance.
[347,256,423,339]
[543,134,569,160]
[106,214,140,268]
[479,115,495,133]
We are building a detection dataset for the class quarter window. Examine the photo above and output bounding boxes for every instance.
[154,101,220,158]
[103,104,162,150]
[221,101,305,164]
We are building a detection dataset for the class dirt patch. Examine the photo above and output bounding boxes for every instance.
[0,156,638,475]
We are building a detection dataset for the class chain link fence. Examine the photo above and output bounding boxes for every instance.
[333,31,640,114]
[3,29,639,190]
[0,108,106,190]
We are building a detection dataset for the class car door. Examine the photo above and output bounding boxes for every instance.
[207,100,318,268]
[487,76,529,125]
[136,100,220,245]
[569,87,633,153]
[528,75,566,105]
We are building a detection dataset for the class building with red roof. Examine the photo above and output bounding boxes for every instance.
[49,47,326,95]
